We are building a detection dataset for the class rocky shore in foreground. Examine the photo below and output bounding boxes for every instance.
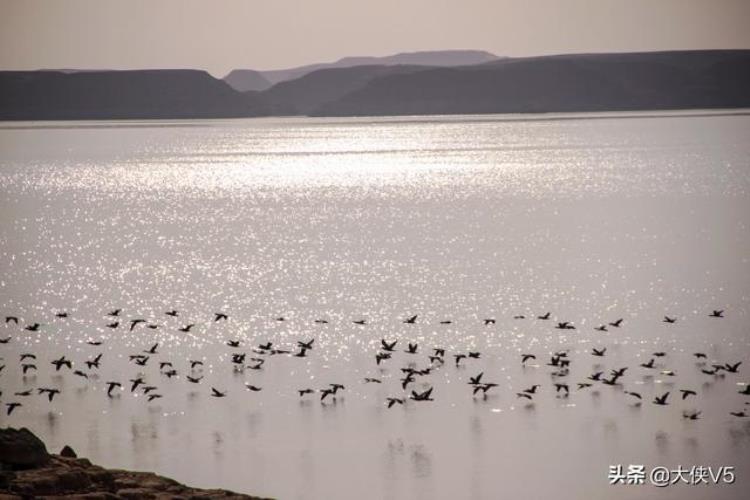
[0,427,268,500]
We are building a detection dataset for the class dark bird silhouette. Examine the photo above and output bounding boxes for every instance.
[468,372,484,386]
[297,339,315,350]
[144,343,159,354]
[25,323,40,332]
[577,383,593,390]
[187,375,202,383]
[555,322,575,330]
[190,360,204,369]
[468,352,481,359]
[245,384,262,392]
[730,411,747,417]
[294,347,308,358]
[130,377,145,392]
[314,319,329,324]
[159,362,173,370]
[381,339,397,352]
[738,386,750,396]
[653,392,670,405]
[51,356,72,371]
[20,353,36,361]
[680,389,697,400]
[214,312,228,321]
[387,397,404,408]
[178,324,194,332]
[147,394,163,402]
[473,383,498,396]
[38,388,60,402]
[227,340,241,348]
[516,392,533,400]
[405,343,418,354]
[86,340,103,346]
[0,336,11,344]
[211,387,226,398]
[725,362,742,373]
[403,315,417,324]
[21,363,37,374]
[653,352,666,357]
[73,370,88,379]
[554,383,570,394]
[15,390,33,397]
[410,387,434,401]
[513,315,526,319]
[129,319,146,331]
[107,309,121,317]
[106,322,119,329]
[165,310,179,317]
[594,325,608,332]
[588,371,604,381]
[537,312,551,320]
[611,367,628,378]
[709,310,724,318]
[375,352,391,365]
[439,320,452,324]
[609,319,623,328]
[55,312,68,318]
[483,319,495,325]
[693,353,707,359]
[682,410,701,420]
[6,402,22,415]
[663,316,677,323]
[106,382,122,397]
[353,319,366,325]
[521,354,536,364]
[640,359,655,369]
[364,377,382,384]
[523,385,541,395]
[5,316,19,324]
[592,348,606,357]
[298,389,314,397]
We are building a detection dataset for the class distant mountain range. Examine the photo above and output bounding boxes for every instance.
[0,69,262,120]
[223,50,499,91]
[1,50,749,120]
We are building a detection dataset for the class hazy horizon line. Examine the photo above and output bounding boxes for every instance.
[3,46,749,78]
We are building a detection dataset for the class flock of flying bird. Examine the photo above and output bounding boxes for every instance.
[0,307,748,421]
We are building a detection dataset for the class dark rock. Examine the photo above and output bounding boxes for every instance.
[60,445,78,458]
[0,428,50,469]
[116,488,156,499]
[0,429,267,499]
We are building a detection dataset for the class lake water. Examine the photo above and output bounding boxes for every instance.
[0,112,749,500]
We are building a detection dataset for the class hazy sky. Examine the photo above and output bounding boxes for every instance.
[2,0,749,76]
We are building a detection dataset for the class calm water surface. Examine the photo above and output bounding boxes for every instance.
[0,112,749,499]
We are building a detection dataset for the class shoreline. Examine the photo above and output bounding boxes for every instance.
[0,427,269,500]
